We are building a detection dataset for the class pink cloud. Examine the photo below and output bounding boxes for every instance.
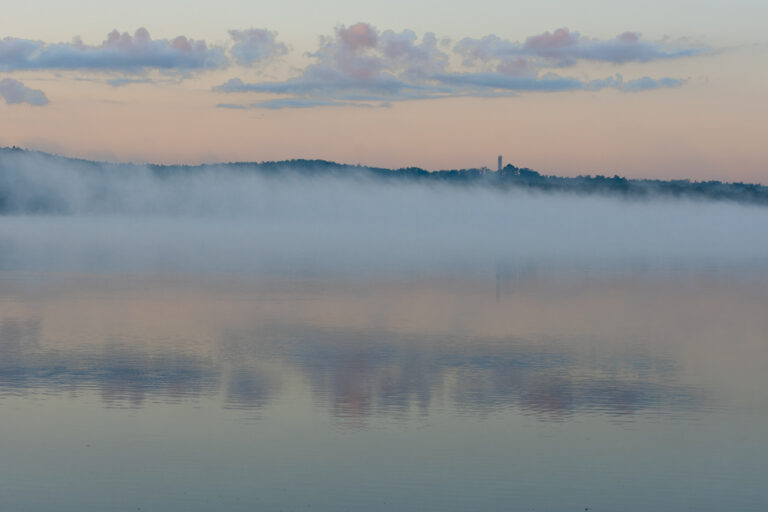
[523,28,579,50]
[618,32,640,43]
[338,23,378,51]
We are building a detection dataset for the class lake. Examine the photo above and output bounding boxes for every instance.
[1,267,766,511]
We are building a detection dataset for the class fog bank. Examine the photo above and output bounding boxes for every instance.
[1,151,767,276]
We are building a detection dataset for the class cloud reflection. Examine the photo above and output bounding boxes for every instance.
[227,324,702,424]
[0,309,701,420]
[225,368,279,411]
[0,318,219,406]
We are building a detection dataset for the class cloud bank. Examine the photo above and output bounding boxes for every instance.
[0,24,704,106]
[0,26,293,76]
[215,23,703,108]
[454,28,701,67]
[0,29,226,73]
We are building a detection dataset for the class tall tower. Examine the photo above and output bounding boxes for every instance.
[497,155,502,172]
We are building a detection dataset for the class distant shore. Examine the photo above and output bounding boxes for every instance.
[2,146,767,208]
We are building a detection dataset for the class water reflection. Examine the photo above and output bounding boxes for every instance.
[265,327,700,422]
[0,309,701,420]
[225,368,279,411]
[0,318,218,406]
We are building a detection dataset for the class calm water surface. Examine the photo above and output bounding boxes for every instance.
[0,271,766,511]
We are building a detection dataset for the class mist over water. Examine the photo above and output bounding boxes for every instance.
[1,151,767,275]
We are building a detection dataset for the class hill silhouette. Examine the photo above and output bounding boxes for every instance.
[1,146,767,212]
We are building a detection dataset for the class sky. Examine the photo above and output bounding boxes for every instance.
[1,0,767,182]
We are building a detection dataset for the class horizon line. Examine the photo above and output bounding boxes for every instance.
[1,145,764,187]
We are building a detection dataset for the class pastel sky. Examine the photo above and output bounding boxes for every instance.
[1,0,767,181]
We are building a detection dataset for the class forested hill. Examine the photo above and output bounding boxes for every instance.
[1,146,767,209]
